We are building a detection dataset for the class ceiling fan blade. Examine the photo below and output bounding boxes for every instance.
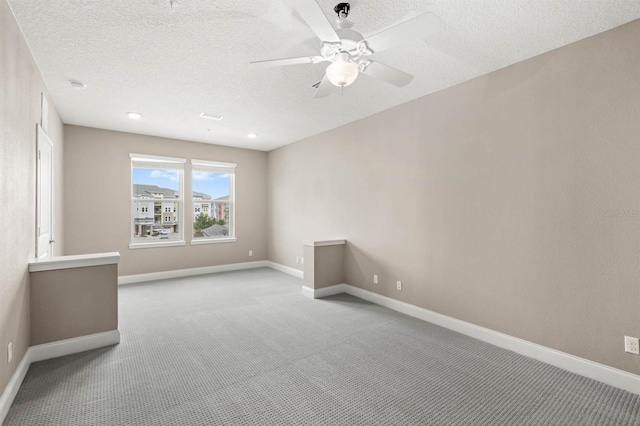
[313,76,332,98]
[361,13,441,53]
[361,61,414,87]
[289,0,340,43]
[250,56,324,68]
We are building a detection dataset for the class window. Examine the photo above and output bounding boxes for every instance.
[130,153,185,248]
[191,159,236,243]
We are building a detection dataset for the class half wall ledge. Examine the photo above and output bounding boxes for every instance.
[28,252,120,272]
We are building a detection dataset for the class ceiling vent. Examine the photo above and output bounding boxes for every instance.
[199,113,223,121]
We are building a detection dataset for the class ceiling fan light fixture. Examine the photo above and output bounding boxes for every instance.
[326,53,359,87]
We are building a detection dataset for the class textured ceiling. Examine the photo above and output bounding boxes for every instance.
[8,0,640,151]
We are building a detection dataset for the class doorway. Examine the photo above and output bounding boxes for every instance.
[36,124,53,259]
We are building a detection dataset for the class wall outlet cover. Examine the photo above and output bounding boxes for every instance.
[7,342,12,364]
[396,280,402,291]
[373,275,378,284]
[624,336,639,355]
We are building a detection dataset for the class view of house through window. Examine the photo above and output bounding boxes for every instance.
[192,160,236,241]
[131,154,185,245]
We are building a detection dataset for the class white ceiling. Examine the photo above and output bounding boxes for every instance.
[8,0,640,151]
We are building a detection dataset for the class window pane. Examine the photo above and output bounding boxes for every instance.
[133,168,180,196]
[132,166,182,244]
[132,201,181,243]
[193,171,232,239]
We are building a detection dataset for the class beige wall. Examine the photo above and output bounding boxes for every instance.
[30,264,118,345]
[303,245,345,290]
[0,0,64,396]
[314,245,344,289]
[268,20,640,374]
[63,125,268,276]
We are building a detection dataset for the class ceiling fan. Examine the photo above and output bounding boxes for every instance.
[250,1,441,98]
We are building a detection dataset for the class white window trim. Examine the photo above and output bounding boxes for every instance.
[191,159,236,168]
[191,159,236,244]
[129,241,186,249]
[130,153,186,164]
[190,237,237,245]
[131,154,185,248]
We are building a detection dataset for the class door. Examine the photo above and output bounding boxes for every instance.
[36,124,54,259]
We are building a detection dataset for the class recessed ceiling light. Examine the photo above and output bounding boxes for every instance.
[200,113,223,121]
[69,80,86,90]
[127,112,143,120]
[248,133,257,139]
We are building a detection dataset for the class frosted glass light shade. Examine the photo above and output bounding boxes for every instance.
[326,56,359,87]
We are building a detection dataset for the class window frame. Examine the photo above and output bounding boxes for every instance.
[190,159,236,245]
[129,153,186,249]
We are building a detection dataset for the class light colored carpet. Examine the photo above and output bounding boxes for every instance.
[4,267,640,425]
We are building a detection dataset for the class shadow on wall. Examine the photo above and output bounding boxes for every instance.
[344,242,385,291]
[483,51,556,101]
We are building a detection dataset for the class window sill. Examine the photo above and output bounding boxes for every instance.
[191,237,236,245]
[129,241,186,249]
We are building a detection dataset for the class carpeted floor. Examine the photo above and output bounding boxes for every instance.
[4,267,640,425]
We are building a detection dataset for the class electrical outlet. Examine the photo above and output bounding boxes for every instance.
[296,256,299,264]
[373,275,378,284]
[624,336,639,355]
[396,280,402,291]
[249,250,253,257]
[7,342,12,364]
[301,257,304,265]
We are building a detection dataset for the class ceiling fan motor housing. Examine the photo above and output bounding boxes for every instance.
[334,3,350,18]
[336,29,363,50]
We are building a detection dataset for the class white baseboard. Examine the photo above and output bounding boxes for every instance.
[0,329,120,424]
[301,285,314,298]
[301,284,346,299]
[119,261,269,285]
[119,260,303,285]
[266,261,303,279]
[0,347,31,424]
[308,284,640,396]
[30,330,120,363]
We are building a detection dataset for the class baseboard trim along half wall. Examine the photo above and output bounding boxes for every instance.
[300,281,640,396]
[301,284,347,299]
[29,330,121,363]
[0,330,120,424]
[118,261,271,284]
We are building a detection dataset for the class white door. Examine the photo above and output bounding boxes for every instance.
[36,124,54,259]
